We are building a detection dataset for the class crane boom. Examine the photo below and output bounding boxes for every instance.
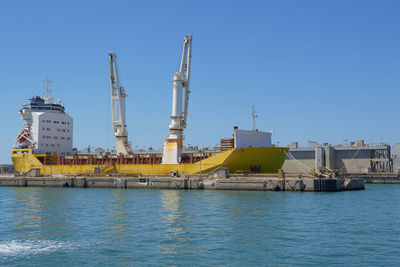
[162,35,193,164]
[182,35,192,128]
[108,52,132,155]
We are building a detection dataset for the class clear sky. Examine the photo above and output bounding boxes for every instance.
[1,0,399,163]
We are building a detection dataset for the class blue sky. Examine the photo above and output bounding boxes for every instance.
[1,0,399,163]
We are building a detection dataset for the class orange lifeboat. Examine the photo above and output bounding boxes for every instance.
[17,128,30,143]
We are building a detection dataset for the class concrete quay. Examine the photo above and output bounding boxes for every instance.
[0,175,364,192]
[345,173,400,184]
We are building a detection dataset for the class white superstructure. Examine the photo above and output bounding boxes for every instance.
[14,84,74,156]
[234,129,272,148]
[233,107,272,149]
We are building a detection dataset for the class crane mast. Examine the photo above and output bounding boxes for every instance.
[109,52,132,155]
[162,35,192,164]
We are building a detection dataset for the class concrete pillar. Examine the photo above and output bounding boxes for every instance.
[324,145,335,169]
[315,146,325,170]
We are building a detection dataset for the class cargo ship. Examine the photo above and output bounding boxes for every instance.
[11,92,287,175]
[11,36,288,176]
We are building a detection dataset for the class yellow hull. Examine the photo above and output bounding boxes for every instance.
[11,147,288,175]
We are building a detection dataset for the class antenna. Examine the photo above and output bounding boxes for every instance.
[44,79,54,104]
[251,105,258,131]
[44,79,52,98]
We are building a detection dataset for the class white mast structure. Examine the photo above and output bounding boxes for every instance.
[44,79,54,104]
[251,105,258,131]
[108,52,132,155]
[162,35,192,164]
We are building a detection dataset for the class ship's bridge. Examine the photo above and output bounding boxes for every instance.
[20,96,65,113]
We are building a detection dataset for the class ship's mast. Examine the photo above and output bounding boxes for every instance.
[162,35,192,164]
[251,105,258,131]
[44,79,54,104]
[108,52,132,155]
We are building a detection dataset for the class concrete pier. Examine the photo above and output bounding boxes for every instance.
[0,174,364,191]
[345,173,400,184]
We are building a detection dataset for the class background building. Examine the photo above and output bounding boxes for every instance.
[283,140,392,174]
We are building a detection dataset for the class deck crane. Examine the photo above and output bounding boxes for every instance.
[162,35,192,164]
[108,52,132,155]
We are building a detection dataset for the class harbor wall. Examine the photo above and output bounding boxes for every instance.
[0,175,365,191]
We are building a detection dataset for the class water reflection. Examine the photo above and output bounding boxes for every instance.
[160,190,187,254]
[161,190,182,223]
[12,188,45,229]
[105,189,131,238]
[10,188,74,240]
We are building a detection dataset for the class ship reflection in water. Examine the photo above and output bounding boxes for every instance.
[160,190,187,254]
[10,188,74,240]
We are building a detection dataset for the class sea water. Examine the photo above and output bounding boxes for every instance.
[0,185,399,266]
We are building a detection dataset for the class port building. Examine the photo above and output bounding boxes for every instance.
[283,140,392,174]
